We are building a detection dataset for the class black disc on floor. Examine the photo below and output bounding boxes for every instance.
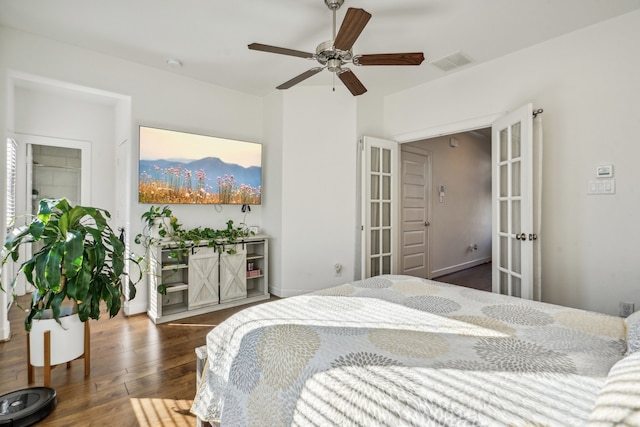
[0,387,57,427]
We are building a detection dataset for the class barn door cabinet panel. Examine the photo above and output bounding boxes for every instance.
[147,236,270,324]
[219,246,247,303]
[188,246,220,309]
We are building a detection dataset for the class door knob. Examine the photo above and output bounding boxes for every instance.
[424,221,430,227]
[515,233,526,240]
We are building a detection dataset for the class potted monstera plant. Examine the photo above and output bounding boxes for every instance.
[1,198,140,331]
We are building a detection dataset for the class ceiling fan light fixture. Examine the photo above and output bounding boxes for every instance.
[327,58,343,73]
[316,40,352,66]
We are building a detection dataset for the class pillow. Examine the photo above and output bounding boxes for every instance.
[589,352,640,426]
[626,310,640,354]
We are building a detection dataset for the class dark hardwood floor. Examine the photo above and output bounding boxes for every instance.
[0,295,276,426]
[432,262,492,292]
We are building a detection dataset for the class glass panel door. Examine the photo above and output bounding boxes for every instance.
[492,104,533,299]
[362,136,398,278]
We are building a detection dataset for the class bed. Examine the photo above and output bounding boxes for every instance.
[191,275,639,426]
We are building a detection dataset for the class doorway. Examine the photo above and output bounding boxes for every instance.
[7,135,92,296]
[29,144,83,213]
[400,128,492,281]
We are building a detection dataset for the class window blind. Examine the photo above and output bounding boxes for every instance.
[6,138,17,229]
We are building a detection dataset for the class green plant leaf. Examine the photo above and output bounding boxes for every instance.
[129,278,137,299]
[27,220,46,241]
[36,199,55,223]
[38,243,63,292]
[77,294,91,322]
[24,308,38,332]
[74,261,92,302]
[66,274,78,300]
[64,230,84,276]
[21,258,37,289]
[49,291,66,325]
[110,233,125,276]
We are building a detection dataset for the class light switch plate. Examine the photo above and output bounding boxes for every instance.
[588,178,615,195]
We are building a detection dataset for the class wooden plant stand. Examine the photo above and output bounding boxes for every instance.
[26,321,90,387]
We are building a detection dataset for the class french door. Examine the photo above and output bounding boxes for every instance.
[361,136,398,278]
[492,104,534,299]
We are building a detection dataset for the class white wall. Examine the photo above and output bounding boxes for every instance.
[406,132,492,277]
[0,26,264,318]
[13,86,116,212]
[385,10,640,315]
[276,87,358,296]
[261,91,284,293]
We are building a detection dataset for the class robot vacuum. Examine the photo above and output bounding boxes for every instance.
[0,387,57,426]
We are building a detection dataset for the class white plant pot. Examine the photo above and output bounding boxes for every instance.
[29,313,85,367]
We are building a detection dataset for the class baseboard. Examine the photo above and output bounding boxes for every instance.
[124,299,148,316]
[268,285,311,298]
[431,257,491,278]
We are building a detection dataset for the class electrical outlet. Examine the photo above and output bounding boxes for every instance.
[619,301,635,317]
[334,263,343,277]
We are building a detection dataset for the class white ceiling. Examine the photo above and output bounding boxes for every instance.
[1,0,639,97]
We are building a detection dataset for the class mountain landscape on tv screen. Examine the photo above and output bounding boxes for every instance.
[138,156,261,204]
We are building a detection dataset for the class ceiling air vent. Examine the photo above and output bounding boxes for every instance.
[430,51,473,72]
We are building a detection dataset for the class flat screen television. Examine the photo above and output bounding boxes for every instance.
[138,126,262,205]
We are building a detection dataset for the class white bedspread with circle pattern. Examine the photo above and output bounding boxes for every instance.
[191,275,626,426]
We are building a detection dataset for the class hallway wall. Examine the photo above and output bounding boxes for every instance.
[405,131,492,278]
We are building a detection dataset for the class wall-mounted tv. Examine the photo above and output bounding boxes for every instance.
[138,126,262,205]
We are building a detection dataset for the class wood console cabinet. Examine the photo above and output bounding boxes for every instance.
[147,236,270,324]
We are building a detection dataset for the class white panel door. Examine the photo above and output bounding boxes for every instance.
[361,136,398,278]
[220,245,247,302]
[401,150,431,278]
[492,104,534,299]
[188,247,219,309]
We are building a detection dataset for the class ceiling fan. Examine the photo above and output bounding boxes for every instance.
[248,0,425,96]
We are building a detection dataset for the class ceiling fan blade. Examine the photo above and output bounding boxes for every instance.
[248,43,314,59]
[338,69,367,96]
[334,8,372,51]
[277,68,324,90]
[355,52,425,66]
